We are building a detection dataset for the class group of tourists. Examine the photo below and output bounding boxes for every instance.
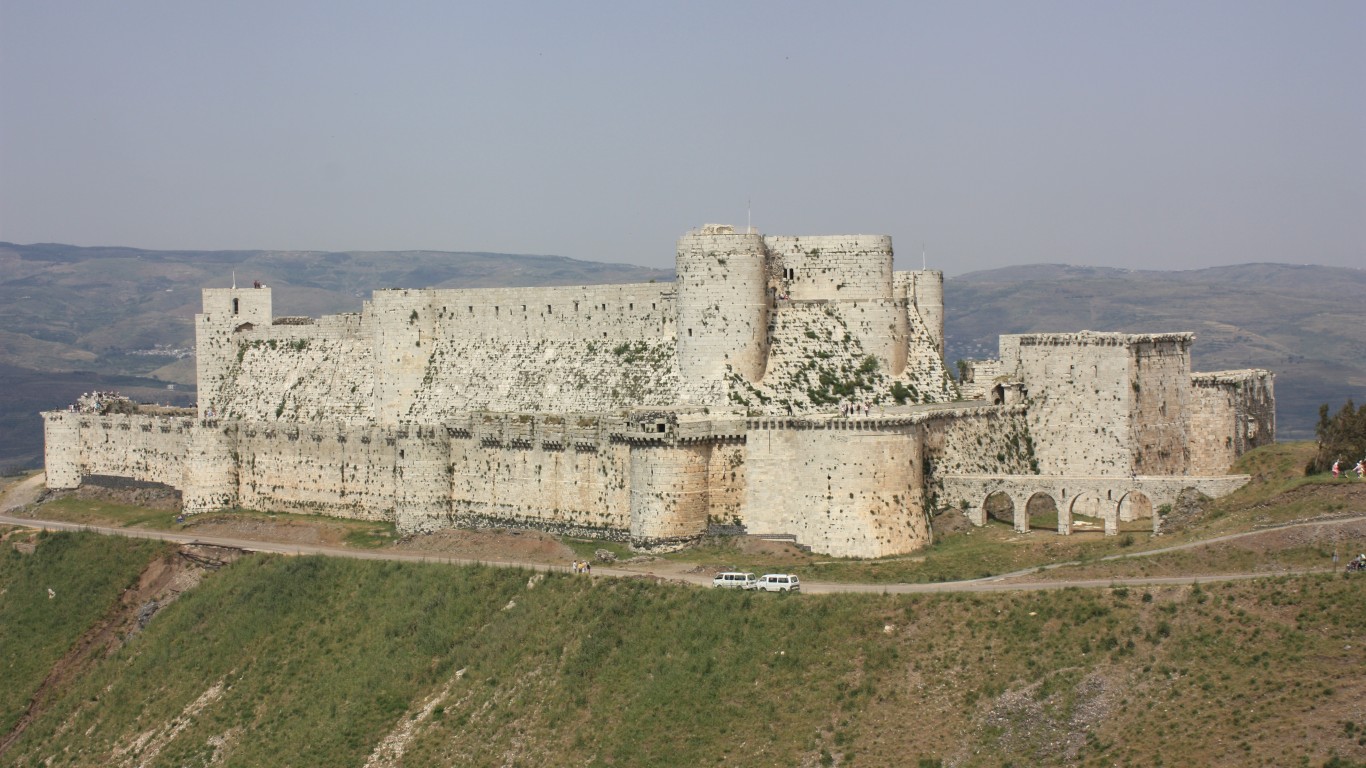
[841,401,872,417]
[571,560,592,575]
[1330,459,1366,479]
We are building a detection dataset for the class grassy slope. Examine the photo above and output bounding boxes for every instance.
[3,537,1366,767]
[0,533,168,735]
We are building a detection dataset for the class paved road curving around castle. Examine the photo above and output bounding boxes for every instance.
[4,510,1361,595]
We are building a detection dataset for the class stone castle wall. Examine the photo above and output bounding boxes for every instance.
[42,412,190,491]
[1189,370,1276,474]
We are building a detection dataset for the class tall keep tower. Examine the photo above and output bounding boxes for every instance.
[675,225,771,400]
[196,285,273,418]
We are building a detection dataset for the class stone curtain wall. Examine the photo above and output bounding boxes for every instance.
[441,415,633,538]
[741,418,928,559]
[41,412,190,490]
[1189,370,1276,474]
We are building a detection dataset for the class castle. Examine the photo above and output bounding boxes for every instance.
[42,225,1275,557]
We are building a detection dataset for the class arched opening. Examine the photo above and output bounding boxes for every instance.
[983,491,1014,525]
[1026,492,1059,531]
[1117,491,1153,525]
[1068,493,1108,533]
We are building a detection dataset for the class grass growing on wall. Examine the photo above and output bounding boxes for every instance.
[0,532,168,736]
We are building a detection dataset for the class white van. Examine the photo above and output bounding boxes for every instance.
[712,572,757,589]
[754,574,801,593]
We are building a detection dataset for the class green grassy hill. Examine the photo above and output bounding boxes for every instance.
[4,501,1366,765]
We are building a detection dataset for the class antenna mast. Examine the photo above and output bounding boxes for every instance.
[747,200,752,234]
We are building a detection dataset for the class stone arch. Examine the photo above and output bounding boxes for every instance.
[1025,492,1059,532]
[1068,492,1108,532]
[1118,490,1153,523]
[982,491,1014,526]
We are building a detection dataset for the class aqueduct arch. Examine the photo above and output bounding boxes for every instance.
[942,474,1250,536]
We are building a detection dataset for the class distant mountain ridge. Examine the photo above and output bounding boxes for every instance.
[0,242,1358,469]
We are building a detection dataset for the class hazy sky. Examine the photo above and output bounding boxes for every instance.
[1,1,1362,274]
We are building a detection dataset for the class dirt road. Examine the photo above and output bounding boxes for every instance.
[3,511,1354,594]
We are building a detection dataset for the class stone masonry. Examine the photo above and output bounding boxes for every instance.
[42,225,1274,557]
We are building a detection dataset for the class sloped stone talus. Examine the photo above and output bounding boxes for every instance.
[404,338,681,419]
[1189,370,1276,474]
[739,302,953,414]
[213,315,375,424]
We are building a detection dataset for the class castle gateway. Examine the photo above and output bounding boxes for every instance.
[42,226,1274,558]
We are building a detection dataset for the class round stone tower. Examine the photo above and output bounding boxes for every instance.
[909,270,944,357]
[675,225,771,398]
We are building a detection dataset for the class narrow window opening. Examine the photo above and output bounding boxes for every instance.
[688,328,693,337]
[232,298,239,314]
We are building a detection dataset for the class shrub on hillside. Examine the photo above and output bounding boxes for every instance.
[1308,400,1366,475]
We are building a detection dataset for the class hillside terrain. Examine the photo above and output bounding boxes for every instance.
[2,242,1361,468]
[2,444,1366,767]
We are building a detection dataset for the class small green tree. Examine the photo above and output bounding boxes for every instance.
[1309,399,1366,474]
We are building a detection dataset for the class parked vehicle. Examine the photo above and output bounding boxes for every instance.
[753,574,801,593]
[712,571,758,589]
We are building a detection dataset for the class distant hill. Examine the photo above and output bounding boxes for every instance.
[944,262,1366,440]
[0,242,1356,468]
